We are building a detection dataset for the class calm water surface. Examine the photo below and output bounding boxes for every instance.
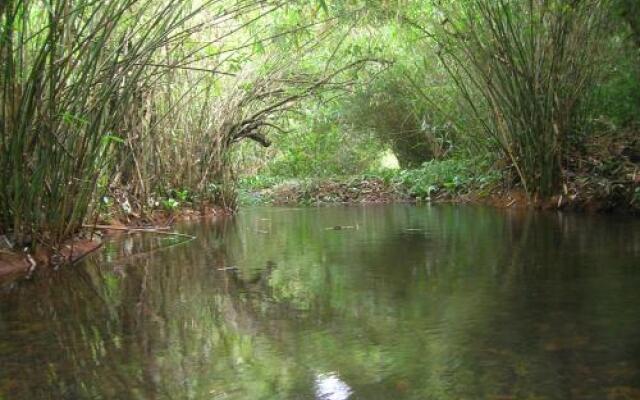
[1,205,640,399]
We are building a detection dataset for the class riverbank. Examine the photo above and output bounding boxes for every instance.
[240,178,638,211]
[0,239,103,284]
[238,150,640,213]
[239,175,640,213]
[3,145,638,283]
[0,205,228,284]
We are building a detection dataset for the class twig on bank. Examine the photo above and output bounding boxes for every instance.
[82,224,195,240]
[106,238,196,263]
[69,242,105,266]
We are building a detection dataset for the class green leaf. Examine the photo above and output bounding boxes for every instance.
[317,0,328,14]
[61,112,89,127]
[253,40,265,55]
[101,134,125,145]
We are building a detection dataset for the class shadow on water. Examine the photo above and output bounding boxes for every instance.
[1,205,640,399]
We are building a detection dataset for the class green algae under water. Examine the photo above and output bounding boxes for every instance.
[1,205,640,399]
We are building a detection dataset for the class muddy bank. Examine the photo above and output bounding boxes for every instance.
[96,204,227,229]
[0,252,30,283]
[259,178,409,205]
[0,239,103,284]
[248,177,639,214]
[0,205,229,284]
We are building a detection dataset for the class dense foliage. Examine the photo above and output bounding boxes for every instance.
[1,0,639,251]
[240,0,639,205]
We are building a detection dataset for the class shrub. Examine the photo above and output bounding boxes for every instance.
[433,0,609,196]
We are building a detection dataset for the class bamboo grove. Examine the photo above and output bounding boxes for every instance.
[1,0,639,252]
[0,0,381,249]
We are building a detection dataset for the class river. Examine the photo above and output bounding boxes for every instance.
[1,205,640,399]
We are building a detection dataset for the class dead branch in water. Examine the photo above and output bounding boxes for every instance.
[82,225,196,240]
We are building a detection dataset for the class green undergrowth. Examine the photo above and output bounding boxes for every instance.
[238,130,640,212]
[237,158,500,206]
[392,159,501,200]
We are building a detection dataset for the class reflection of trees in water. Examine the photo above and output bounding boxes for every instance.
[0,216,316,399]
[238,207,640,399]
[1,206,640,399]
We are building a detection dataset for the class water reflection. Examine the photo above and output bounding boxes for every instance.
[315,373,352,400]
[1,205,640,399]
